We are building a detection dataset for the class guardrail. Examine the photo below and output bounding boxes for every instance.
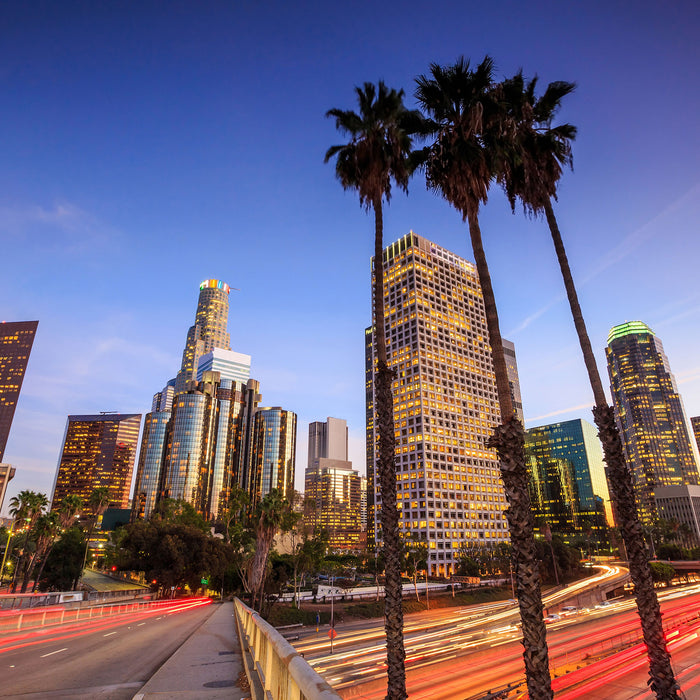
[0,597,193,635]
[234,598,341,700]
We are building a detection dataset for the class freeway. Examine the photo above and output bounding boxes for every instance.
[295,567,700,699]
[0,598,214,699]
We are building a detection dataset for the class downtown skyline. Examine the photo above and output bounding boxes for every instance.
[1,1,699,513]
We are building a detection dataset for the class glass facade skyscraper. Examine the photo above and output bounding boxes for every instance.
[606,321,700,523]
[51,413,142,517]
[526,419,610,543]
[366,232,509,577]
[0,320,38,462]
[175,279,232,394]
[131,410,171,520]
[251,407,296,507]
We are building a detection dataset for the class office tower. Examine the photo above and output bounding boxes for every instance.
[51,413,141,517]
[502,339,524,424]
[692,417,700,454]
[0,463,16,514]
[305,418,362,551]
[131,410,171,520]
[197,348,251,384]
[360,475,368,531]
[366,232,508,577]
[175,279,232,393]
[309,417,349,463]
[526,419,610,544]
[654,485,700,545]
[0,321,38,461]
[137,374,262,522]
[152,379,176,413]
[250,407,296,507]
[607,321,700,523]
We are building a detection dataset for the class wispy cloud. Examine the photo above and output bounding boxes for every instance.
[525,402,593,425]
[580,183,700,285]
[508,183,700,336]
[676,367,700,386]
[0,201,119,255]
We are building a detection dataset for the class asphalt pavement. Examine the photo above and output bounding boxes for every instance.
[133,600,250,700]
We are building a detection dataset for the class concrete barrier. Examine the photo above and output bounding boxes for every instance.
[234,598,341,700]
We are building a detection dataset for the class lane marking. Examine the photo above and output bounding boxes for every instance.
[40,648,68,658]
[137,623,146,626]
[104,632,117,637]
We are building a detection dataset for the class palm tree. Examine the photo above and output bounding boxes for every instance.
[9,490,48,593]
[325,81,425,700]
[57,494,83,530]
[494,70,680,699]
[28,511,61,592]
[247,489,289,611]
[415,57,553,699]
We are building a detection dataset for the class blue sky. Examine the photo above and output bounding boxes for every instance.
[2,1,699,514]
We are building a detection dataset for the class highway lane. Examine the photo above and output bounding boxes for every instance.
[300,576,700,699]
[0,599,214,699]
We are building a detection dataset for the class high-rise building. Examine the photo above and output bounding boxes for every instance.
[366,232,509,576]
[251,407,296,507]
[305,418,362,551]
[136,373,262,522]
[525,419,611,544]
[0,463,16,514]
[152,379,176,413]
[606,321,700,523]
[0,321,38,461]
[131,410,171,520]
[197,348,251,384]
[691,416,700,454]
[654,485,700,545]
[502,339,524,424]
[51,413,141,517]
[175,279,232,393]
[308,417,349,463]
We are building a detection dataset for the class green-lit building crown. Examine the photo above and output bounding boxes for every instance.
[607,321,654,345]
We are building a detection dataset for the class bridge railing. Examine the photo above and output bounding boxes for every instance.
[234,598,341,700]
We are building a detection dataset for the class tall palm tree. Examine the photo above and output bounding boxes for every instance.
[57,494,83,530]
[325,81,425,700]
[9,490,48,593]
[248,489,289,611]
[28,511,61,592]
[415,57,553,699]
[494,71,681,699]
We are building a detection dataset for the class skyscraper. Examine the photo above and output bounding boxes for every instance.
[196,348,251,384]
[251,407,296,507]
[308,417,348,462]
[526,419,611,543]
[131,410,171,520]
[606,321,700,523]
[691,416,700,454]
[0,321,38,462]
[175,279,232,394]
[305,418,362,551]
[366,232,509,577]
[51,413,142,517]
[0,463,16,514]
[502,339,524,424]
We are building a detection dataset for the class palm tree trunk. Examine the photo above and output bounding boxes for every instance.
[373,196,407,700]
[543,200,606,406]
[544,199,680,698]
[32,544,53,593]
[466,210,553,700]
